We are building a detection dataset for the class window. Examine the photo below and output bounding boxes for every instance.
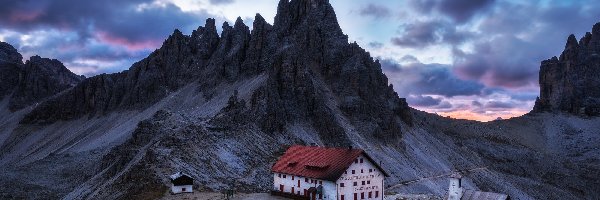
[369,169,372,173]
[353,182,357,186]
[352,170,355,174]
[182,187,186,192]
[375,191,379,198]
[360,158,363,163]
[319,181,323,185]
[368,192,372,198]
[361,181,365,185]
[278,174,281,178]
[367,181,370,184]
[345,171,347,174]
[354,159,358,163]
[361,169,363,173]
[292,176,294,180]
[298,180,301,187]
[354,193,358,200]
[341,195,345,200]
[361,192,364,199]
[340,183,345,187]
[305,178,309,183]
[283,175,287,178]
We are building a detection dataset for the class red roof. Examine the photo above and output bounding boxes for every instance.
[271,145,389,181]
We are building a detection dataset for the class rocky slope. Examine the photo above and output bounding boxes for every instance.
[533,23,600,116]
[0,0,599,200]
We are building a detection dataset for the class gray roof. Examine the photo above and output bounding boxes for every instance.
[461,189,509,200]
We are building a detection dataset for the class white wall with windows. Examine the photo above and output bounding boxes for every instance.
[273,173,337,199]
[335,155,385,200]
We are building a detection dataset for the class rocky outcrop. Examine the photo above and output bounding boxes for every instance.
[9,56,84,111]
[533,22,600,116]
[0,42,83,111]
[0,42,23,99]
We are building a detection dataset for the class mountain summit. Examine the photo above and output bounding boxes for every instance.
[533,22,600,116]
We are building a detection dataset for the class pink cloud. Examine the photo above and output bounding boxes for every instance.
[9,10,42,23]
[95,31,161,51]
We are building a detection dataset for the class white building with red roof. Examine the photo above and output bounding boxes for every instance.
[271,145,389,200]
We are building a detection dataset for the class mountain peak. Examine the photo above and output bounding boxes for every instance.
[534,22,600,116]
[274,0,341,36]
[0,42,23,65]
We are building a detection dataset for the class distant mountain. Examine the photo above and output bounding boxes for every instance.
[0,0,599,200]
[534,23,600,116]
[0,42,83,112]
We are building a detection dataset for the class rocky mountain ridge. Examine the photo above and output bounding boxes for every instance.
[0,0,599,200]
[533,23,600,116]
[0,42,84,112]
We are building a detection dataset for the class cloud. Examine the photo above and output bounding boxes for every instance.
[407,95,443,107]
[368,41,383,49]
[409,0,496,23]
[391,20,472,48]
[379,58,485,98]
[209,0,235,5]
[358,4,392,19]
[0,0,217,76]
[484,100,516,109]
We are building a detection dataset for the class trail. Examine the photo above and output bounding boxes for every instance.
[386,166,489,190]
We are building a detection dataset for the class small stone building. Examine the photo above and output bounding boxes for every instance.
[447,173,510,200]
[272,145,389,200]
[170,172,194,194]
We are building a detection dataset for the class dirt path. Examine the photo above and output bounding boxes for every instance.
[161,192,289,200]
[387,166,489,190]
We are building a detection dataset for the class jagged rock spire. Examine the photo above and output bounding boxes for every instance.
[534,22,600,116]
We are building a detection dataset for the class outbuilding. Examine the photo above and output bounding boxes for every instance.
[272,145,389,200]
[170,172,194,194]
[447,173,510,200]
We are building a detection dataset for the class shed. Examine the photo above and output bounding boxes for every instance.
[170,172,193,194]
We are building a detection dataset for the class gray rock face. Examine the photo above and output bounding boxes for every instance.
[21,0,412,144]
[0,42,83,111]
[9,56,84,111]
[0,42,23,99]
[534,22,600,116]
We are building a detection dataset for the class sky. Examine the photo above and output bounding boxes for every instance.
[0,0,598,122]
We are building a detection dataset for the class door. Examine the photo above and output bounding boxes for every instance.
[280,184,284,192]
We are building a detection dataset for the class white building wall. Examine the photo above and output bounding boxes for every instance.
[273,173,337,199]
[335,155,385,200]
[447,178,463,200]
[171,185,193,194]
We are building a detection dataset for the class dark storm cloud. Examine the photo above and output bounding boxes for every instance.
[391,20,472,48]
[358,4,392,19]
[0,0,208,45]
[407,95,443,107]
[452,0,600,90]
[380,58,484,98]
[0,0,218,76]
[408,0,496,23]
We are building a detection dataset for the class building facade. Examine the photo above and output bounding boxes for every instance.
[272,145,388,200]
[170,172,194,194]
